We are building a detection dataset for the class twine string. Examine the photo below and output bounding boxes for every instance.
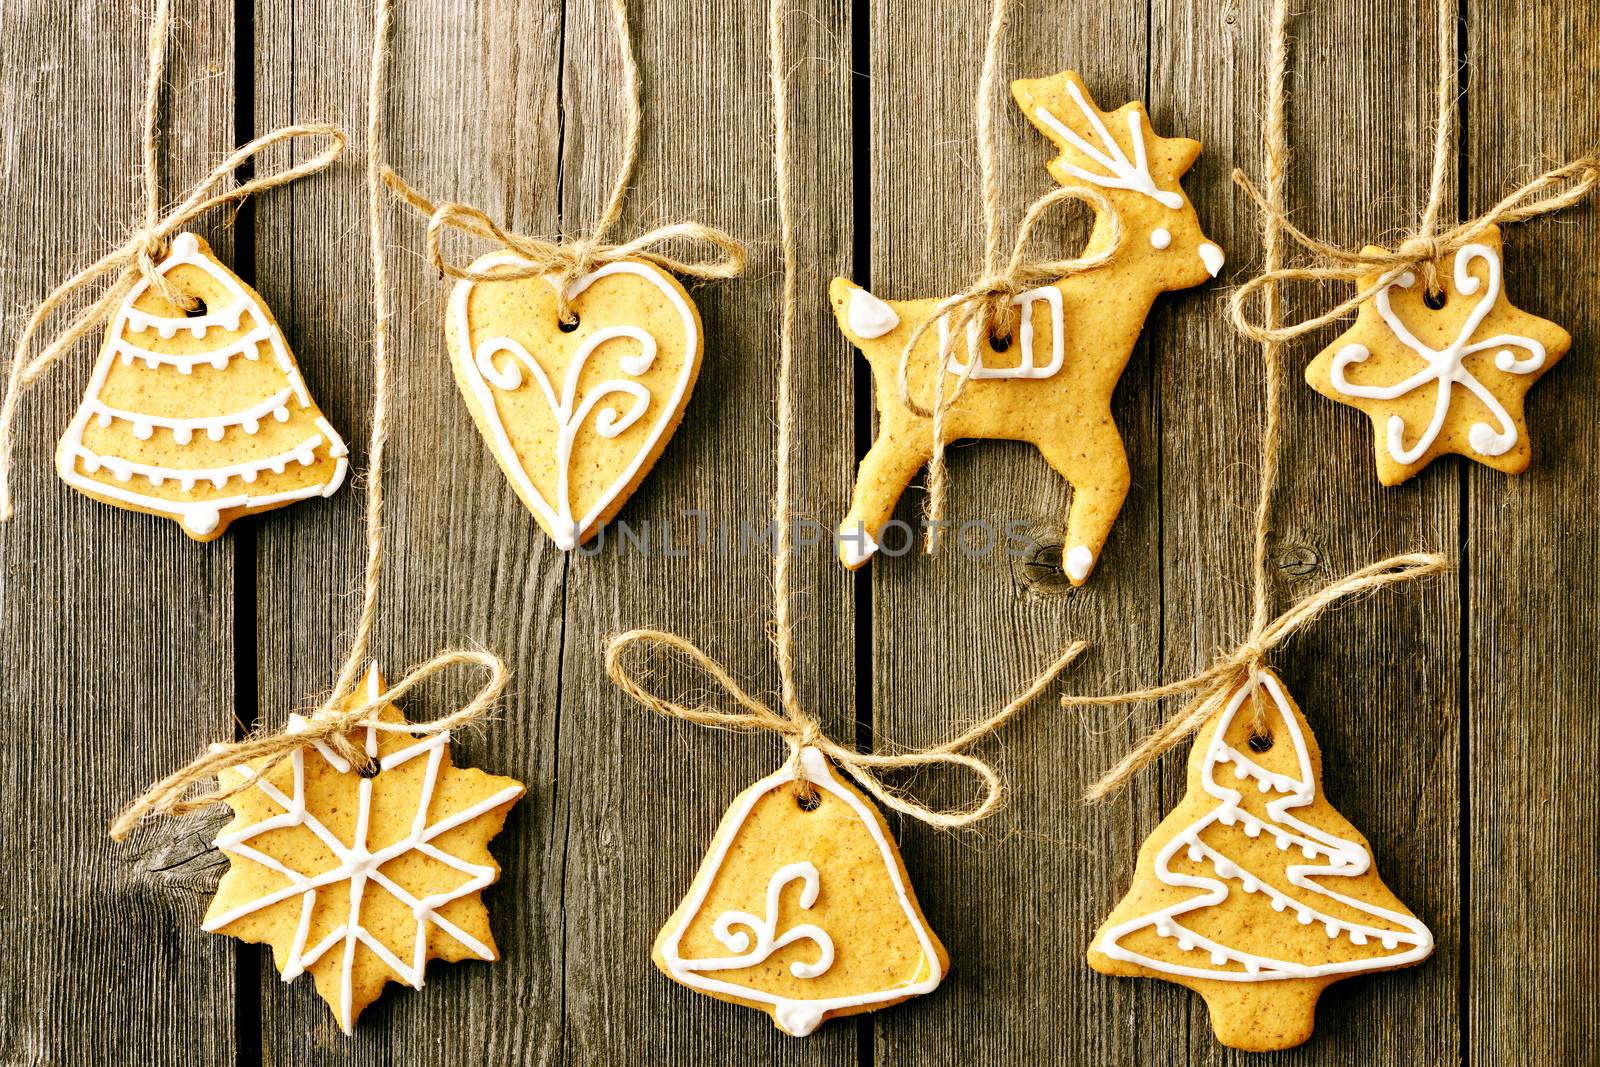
[601,0,1083,830]
[1067,0,1451,801]
[606,629,1084,828]
[383,0,745,323]
[0,1,345,523]
[1229,0,1599,346]
[903,0,1126,541]
[110,0,510,839]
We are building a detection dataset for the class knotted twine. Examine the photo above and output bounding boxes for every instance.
[1229,0,1599,346]
[110,0,508,839]
[382,0,745,324]
[0,0,346,524]
[899,0,1125,543]
[1064,0,1452,802]
[602,0,1084,830]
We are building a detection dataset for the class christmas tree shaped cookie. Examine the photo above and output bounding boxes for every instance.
[203,666,524,1032]
[1306,226,1569,485]
[654,747,947,1036]
[1088,670,1432,1051]
[58,232,347,539]
[447,255,703,550]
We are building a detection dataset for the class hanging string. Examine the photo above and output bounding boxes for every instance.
[1064,0,1450,802]
[111,0,507,840]
[0,0,346,524]
[382,0,745,325]
[900,0,1125,542]
[1229,0,1598,346]
[603,0,1084,829]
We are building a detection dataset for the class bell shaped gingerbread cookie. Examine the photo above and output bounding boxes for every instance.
[1306,226,1569,485]
[830,71,1223,583]
[1088,670,1432,1051]
[203,666,524,1032]
[57,232,347,539]
[447,254,703,549]
[654,747,948,1036]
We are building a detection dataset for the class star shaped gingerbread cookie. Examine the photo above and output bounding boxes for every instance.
[202,666,524,1032]
[1305,225,1569,485]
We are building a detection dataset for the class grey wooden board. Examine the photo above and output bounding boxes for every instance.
[0,0,1594,1064]
[0,2,238,1064]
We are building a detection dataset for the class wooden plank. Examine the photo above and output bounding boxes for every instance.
[1151,2,1461,1064]
[551,2,858,1063]
[251,0,567,1060]
[867,3,1167,1064]
[0,1,238,1063]
[1467,2,1599,1061]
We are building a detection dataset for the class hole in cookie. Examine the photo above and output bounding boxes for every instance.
[557,314,581,333]
[1247,732,1275,753]
[357,759,382,779]
[183,296,209,318]
[988,331,1013,353]
[1422,288,1447,311]
[794,785,821,812]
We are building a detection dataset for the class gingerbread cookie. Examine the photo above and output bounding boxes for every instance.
[1306,226,1569,485]
[57,232,347,540]
[830,71,1223,583]
[203,666,524,1032]
[1088,670,1433,1051]
[446,254,704,549]
[654,747,948,1036]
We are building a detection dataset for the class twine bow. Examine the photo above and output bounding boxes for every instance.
[1067,554,1448,801]
[1229,157,1600,346]
[109,649,507,840]
[382,0,742,323]
[381,169,746,323]
[608,628,1084,828]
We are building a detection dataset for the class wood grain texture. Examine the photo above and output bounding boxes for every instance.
[1151,2,1461,1065]
[0,2,238,1063]
[867,3,1164,1065]
[1,0,1595,1063]
[1467,2,1599,1062]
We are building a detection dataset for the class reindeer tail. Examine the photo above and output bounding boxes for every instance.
[829,277,902,354]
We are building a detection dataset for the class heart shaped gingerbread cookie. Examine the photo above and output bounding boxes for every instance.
[446,254,703,549]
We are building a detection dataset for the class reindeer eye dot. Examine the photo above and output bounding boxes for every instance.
[1149,227,1173,250]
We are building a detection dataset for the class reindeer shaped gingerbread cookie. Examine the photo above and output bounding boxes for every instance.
[830,71,1221,584]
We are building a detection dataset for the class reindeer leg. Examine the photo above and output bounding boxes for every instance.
[1035,417,1131,585]
[839,420,932,569]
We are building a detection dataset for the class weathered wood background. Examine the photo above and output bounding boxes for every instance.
[0,0,1593,1063]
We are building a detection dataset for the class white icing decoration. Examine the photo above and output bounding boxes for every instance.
[1149,227,1172,250]
[658,747,943,1036]
[84,387,294,444]
[941,285,1064,380]
[61,430,346,535]
[1065,545,1094,582]
[203,668,523,1035]
[1329,243,1544,464]
[57,232,347,531]
[449,257,697,551]
[1034,80,1184,209]
[1199,242,1225,278]
[839,524,878,567]
[1095,673,1433,981]
[678,862,836,982]
[846,288,900,339]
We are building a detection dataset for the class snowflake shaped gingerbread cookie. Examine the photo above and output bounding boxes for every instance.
[1305,226,1569,485]
[203,666,524,1032]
